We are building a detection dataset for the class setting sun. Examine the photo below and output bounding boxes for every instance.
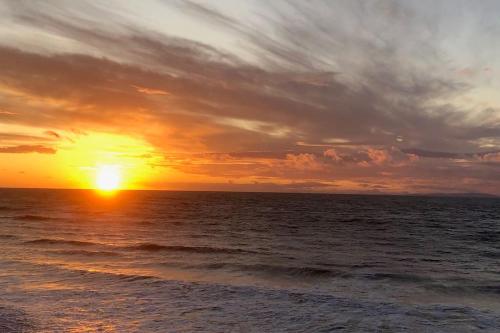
[96,165,122,191]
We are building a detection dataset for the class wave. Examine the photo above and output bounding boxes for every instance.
[77,270,156,282]
[475,285,500,295]
[186,262,348,278]
[427,283,500,296]
[0,206,21,212]
[234,264,343,278]
[24,238,97,247]
[14,214,60,221]
[124,242,256,254]
[48,249,121,257]
[358,273,500,296]
[137,221,155,226]
[481,250,500,258]
[3,259,156,284]
[419,258,442,262]
[361,272,433,283]
[314,262,379,270]
[0,234,17,239]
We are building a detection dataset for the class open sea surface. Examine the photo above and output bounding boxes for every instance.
[0,189,499,332]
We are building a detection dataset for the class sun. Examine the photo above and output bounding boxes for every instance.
[95,165,122,191]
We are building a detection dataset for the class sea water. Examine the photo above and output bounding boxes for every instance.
[0,189,499,332]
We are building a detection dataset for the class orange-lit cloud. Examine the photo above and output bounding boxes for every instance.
[0,145,56,154]
[0,1,499,194]
[44,130,61,139]
[133,85,170,96]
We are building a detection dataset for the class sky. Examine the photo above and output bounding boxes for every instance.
[0,0,500,194]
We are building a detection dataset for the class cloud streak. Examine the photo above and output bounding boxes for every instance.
[0,145,56,154]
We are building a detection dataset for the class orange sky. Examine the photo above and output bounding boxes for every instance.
[0,1,499,195]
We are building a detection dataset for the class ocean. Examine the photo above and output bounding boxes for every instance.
[0,189,499,332]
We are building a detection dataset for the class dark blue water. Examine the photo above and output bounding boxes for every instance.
[0,189,499,332]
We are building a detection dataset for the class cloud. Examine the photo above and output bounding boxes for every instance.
[0,0,499,193]
[44,130,61,139]
[323,149,342,162]
[133,85,170,96]
[403,148,500,160]
[0,110,16,115]
[283,153,324,171]
[0,145,56,154]
[478,152,500,163]
[140,179,336,193]
[0,132,51,142]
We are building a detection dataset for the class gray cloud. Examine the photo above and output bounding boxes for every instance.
[1,0,500,193]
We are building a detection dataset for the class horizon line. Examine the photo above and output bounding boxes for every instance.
[0,186,497,198]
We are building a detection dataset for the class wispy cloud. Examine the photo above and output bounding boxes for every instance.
[0,145,56,154]
[0,0,499,193]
